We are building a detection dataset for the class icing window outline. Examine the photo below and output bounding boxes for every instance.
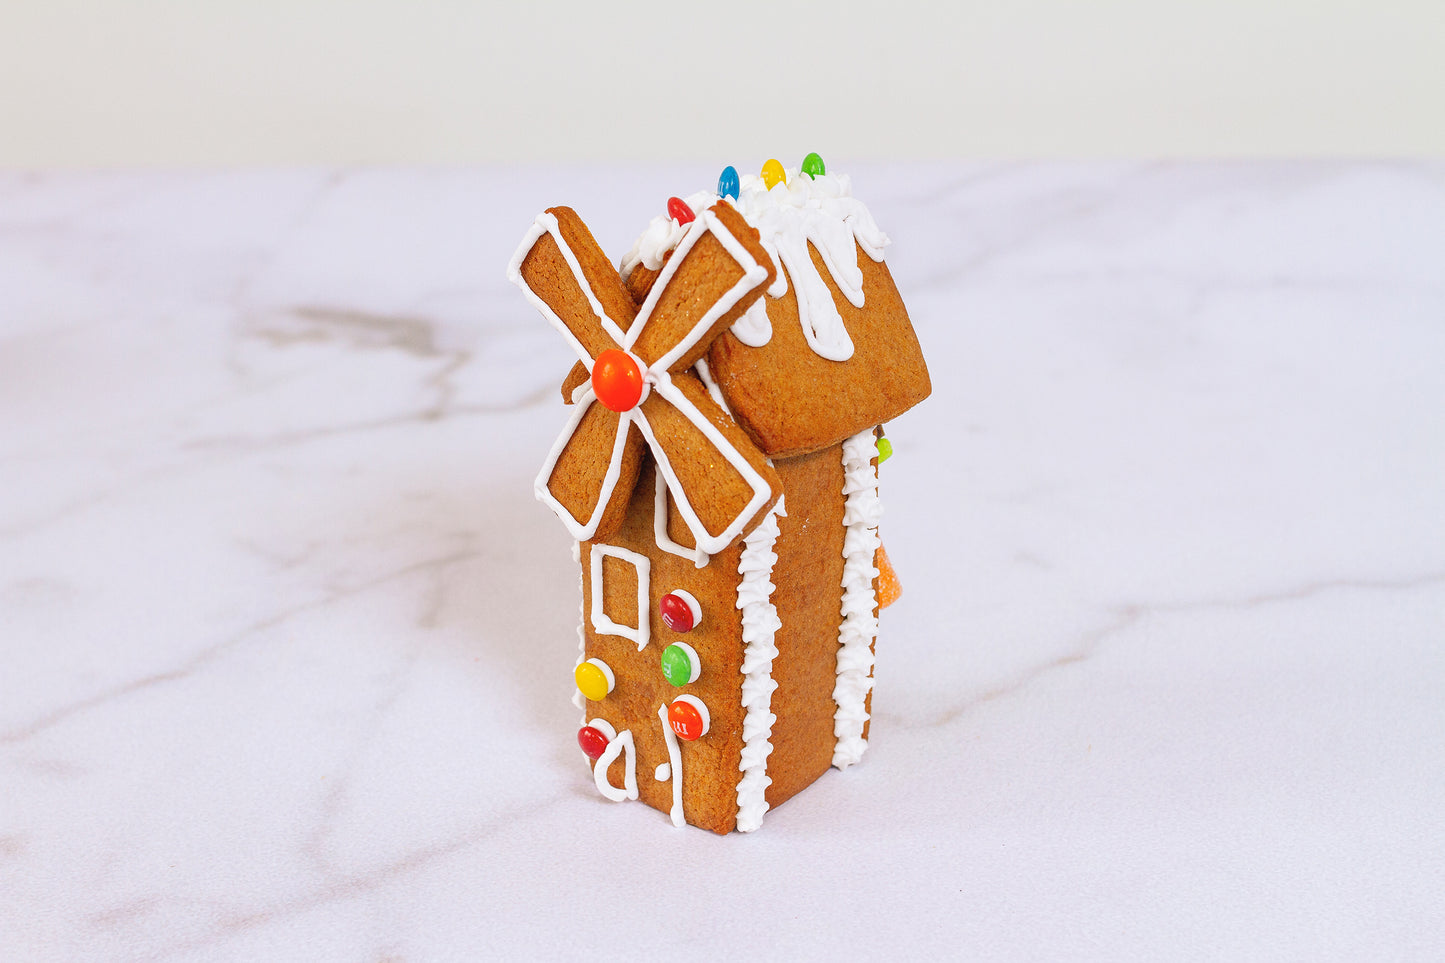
[589,543,652,651]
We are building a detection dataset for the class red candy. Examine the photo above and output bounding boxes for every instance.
[591,349,645,412]
[577,725,610,760]
[667,196,695,224]
[659,592,697,633]
[667,696,709,741]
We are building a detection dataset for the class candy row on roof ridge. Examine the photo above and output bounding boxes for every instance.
[664,153,829,225]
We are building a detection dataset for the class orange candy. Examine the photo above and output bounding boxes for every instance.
[667,695,710,741]
[875,544,901,608]
[591,349,645,412]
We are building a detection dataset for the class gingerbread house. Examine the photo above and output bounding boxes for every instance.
[508,156,930,833]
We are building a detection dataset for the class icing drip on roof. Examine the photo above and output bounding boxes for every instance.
[620,170,890,362]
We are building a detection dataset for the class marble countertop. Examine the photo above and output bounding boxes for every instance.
[2,163,1442,960]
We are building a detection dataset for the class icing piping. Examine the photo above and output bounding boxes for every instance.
[571,540,586,713]
[592,726,638,801]
[621,189,716,274]
[693,357,729,411]
[586,718,618,741]
[621,170,890,362]
[656,704,685,827]
[633,373,773,556]
[513,206,776,554]
[588,543,651,651]
[833,430,881,769]
[625,208,770,372]
[730,298,772,348]
[655,763,671,782]
[534,391,635,541]
[508,212,630,358]
[735,498,785,832]
[653,475,708,568]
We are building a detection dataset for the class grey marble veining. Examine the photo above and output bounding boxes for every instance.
[1,163,1442,960]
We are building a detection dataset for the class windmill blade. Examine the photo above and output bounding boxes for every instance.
[625,203,775,374]
[508,206,638,363]
[559,360,589,404]
[634,372,780,556]
[535,391,646,543]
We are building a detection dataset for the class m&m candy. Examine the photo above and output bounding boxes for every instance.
[801,152,826,179]
[591,349,645,412]
[718,165,740,200]
[667,695,710,741]
[660,642,701,687]
[761,158,786,190]
[574,658,615,702]
[667,196,695,225]
[577,725,610,760]
[659,589,701,633]
[876,436,893,463]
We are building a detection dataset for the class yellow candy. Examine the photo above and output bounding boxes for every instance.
[574,658,614,701]
[761,158,786,190]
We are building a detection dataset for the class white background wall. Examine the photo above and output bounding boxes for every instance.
[1,0,1441,165]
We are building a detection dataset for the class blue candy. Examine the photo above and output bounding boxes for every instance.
[718,165,740,200]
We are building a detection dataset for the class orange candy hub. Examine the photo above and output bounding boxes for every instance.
[591,349,645,412]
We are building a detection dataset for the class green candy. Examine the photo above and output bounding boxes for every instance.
[801,152,826,179]
[661,643,695,687]
[876,436,893,463]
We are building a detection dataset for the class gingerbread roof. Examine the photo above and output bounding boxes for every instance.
[620,165,931,459]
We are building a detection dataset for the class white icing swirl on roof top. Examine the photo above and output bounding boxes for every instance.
[620,169,890,362]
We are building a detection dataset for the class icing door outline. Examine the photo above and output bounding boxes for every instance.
[591,725,638,801]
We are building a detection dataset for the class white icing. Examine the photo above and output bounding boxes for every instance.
[656,704,685,828]
[508,212,630,357]
[592,726,638,802]
[692,357,729,414]
[572,540,586,713]
[514,206,776,555]
[584,716,619,779]
[633,372,774,557]
[655,763,671,782]
[730,297,773,348]
[833,431,881,769]
[588,543,651,651]
[734,499,785,833]
[653,475,708,568]
[585,718,618,741]
[621,169,891,362]
[620,189,717,275]
[663,640,701,684]
[534,392,636,542]
[624,208,770,372]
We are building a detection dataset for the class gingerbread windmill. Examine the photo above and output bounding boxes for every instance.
[510,158,930,834]
[510,202,782,560]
